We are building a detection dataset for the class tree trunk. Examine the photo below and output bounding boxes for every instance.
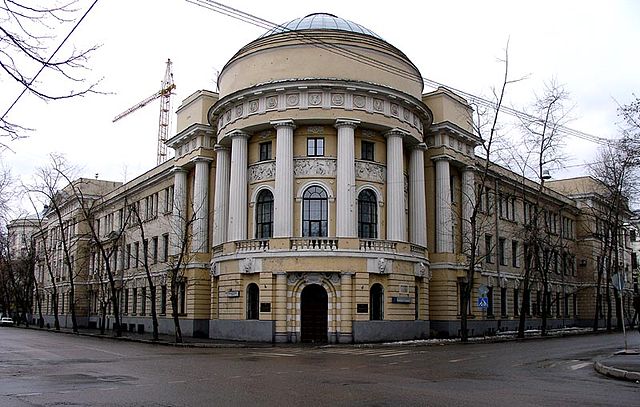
[150,285,159,341]
[170,276,183,343]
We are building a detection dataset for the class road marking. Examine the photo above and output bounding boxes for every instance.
[379,352,409,358]
[250,352,296,358]
[570,362,591,370]
[15,392,42,397]
[99,387,117,391]
[449,358,465,363]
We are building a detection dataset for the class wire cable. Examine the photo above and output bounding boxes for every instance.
[1,0,100,122]
[187,0,611,146]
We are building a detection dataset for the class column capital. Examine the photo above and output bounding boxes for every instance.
[384,128,410,139]
[462,164,476,173]
[412,142,428,151]
[431,154,451,162]
[213,144,229,152]
[335,118,360,129]
[270,119,296,129]
[172,166,187,174]
[191,156,213,164]
[226,129,250,139]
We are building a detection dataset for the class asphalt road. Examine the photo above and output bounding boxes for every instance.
[0,328,637,406]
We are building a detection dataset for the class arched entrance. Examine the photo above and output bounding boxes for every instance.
[300,284,328,343]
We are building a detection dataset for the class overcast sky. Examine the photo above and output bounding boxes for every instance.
[2,0,639,214]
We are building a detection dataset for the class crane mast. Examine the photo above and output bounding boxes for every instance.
[113,59,176,165]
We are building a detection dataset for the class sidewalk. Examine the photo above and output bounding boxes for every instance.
[20,325,273,348]
[594,350,640,383]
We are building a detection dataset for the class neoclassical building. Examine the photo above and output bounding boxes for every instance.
[24,13,636,342]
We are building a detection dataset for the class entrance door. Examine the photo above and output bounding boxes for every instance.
[300,284,328,343]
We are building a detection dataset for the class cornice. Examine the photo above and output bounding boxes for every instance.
[208,78,433,136]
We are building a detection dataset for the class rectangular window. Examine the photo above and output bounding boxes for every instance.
[259,141,272,161]
[361,140,375,161]
[524,289,531,316]
[141,287,146,316]
[124,289,129,314]
[514,288,520,317]
[178,280,186,315]
[498,237,506,266]
[485,234,493,263]
[132,288,138,314]
[162,234,169,262]
[501,287,507,317]
[125,244,131,269]
[498,193,504,218]
[152,236,158,264]
[487,286,494,317]
[161,285,167,314]
[134,242,139,267]
[510,198,516,221]
[164,186,174,213]
[143,239,149,265]
[307,137,324,156]
[511,240,519,267]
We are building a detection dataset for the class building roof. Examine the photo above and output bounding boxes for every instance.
[259,13,383,40]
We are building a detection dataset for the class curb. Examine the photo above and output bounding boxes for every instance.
[594,360,640,383]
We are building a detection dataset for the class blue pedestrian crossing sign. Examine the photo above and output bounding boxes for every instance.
[477,297,488,308]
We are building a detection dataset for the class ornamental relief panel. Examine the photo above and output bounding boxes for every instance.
[355,161,386,183]
[287,272,340,285]
[294,158,337,177]
[248,161,276,183]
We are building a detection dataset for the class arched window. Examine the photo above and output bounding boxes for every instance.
[370,283,384,320]
[357,189,377,238]
[302,186,328,237]
[246,283,259,320]
[256,190,274,239]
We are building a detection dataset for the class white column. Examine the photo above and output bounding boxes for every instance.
[271,120,295,238]
[212,145,230,246]
[461,166,475,256]
[434,156,453,253]
[171,167,188,255]
[336,119,359,238]
[409,143,428,248]
[227,131,249,241]
[192,157,212,252]
[385,129,406,241]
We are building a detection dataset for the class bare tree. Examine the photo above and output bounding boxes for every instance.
[589,141,638,331]
[129,204,160,341]
[25,154,81,332]
[459,43,520,342]
[0,0,100,148]
[59,174,128,337]
[510,81,572,337]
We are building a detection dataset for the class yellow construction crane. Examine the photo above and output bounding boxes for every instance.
[113,59,176,165]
